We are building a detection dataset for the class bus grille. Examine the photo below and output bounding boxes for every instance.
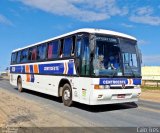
[110,86,134,89]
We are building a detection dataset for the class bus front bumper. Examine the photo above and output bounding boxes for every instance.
[89,88,141,105]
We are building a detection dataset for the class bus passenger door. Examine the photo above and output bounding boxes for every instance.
[75,35,90,76]
[72,34,91,104]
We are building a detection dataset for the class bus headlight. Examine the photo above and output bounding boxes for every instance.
[94,85,110,89]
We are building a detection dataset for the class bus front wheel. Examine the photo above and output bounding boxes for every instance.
[17,77,23,92]
[62,84,73,107]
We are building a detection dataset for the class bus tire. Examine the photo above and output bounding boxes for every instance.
[17,77,23,92]
[62,84,73,107]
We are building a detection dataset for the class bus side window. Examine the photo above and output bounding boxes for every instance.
[32,47,37,61]
[71,36,75,56]
[21,49,28,63]
[28,48,32,61]
[37,44,47,60]
[81,36,90,76]
[63,37,72,58]
[47,40,59,59]
[59,39,64,58]
[16,51,21,64]
[76,39,81,57]
[75,38,82,74]
[11,53,17,64]
[28,47,37,61]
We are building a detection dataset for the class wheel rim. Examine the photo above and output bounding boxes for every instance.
[64,89,70,101]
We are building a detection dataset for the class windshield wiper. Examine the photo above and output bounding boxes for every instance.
[110,69,118,77]
[110,64,136,78]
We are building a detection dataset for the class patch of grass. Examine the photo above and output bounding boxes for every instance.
[141,86,160,91]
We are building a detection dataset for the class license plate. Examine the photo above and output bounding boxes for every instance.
[117,94,125,98]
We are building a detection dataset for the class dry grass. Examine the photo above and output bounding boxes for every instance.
[141,86,160,91]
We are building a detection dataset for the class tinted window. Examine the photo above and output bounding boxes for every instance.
[59,40,64,58]
[76,39,82,57]
[63,38,72,57]
[21,49,28,63]
[81,36,90,76]
[71,36,75,56]
[93,37,121,76]
[28,47,37,61]
[48,41,59,59]
[11,53,17,64]
[16,51,21,64]
[37,44,47,60]
[119,38,136,53]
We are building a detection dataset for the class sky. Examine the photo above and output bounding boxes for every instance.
[0,0,160,71]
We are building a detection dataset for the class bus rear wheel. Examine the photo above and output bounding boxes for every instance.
[17,77,23,92]
[62,84,73,107]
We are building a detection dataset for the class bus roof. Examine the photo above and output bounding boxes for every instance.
[12,28,137,52]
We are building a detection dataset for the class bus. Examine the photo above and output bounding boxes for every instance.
[10,28,142,106]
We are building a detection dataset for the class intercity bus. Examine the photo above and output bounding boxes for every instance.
[10,28,142,106]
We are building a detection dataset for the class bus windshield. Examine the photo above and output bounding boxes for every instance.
[119,38,140,77]
[93,35,141,77]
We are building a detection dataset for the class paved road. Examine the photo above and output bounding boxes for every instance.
[0,78,160,127]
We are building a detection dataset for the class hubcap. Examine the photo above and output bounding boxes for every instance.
[64,89,70,100]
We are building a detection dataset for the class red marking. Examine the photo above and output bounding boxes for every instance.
[48,44,53,59]
[117,94,125,98]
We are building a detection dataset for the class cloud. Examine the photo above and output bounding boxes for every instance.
[142,55,160,66]
[138,40,148,45]
[138,40,149,45]
[121,23,134,28]
[129,6,160,26]
[52,23,74,31]
[16,0,128,22]
[130,15,160,26]
[0,14,12,25]
[135,6,153,16]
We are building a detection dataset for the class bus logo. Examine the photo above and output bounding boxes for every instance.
[121,84,126,89]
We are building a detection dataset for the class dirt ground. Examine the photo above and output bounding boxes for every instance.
[140,90,160,103]
[0,89,94,128]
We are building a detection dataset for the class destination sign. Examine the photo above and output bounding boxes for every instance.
[96,36,118,43]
